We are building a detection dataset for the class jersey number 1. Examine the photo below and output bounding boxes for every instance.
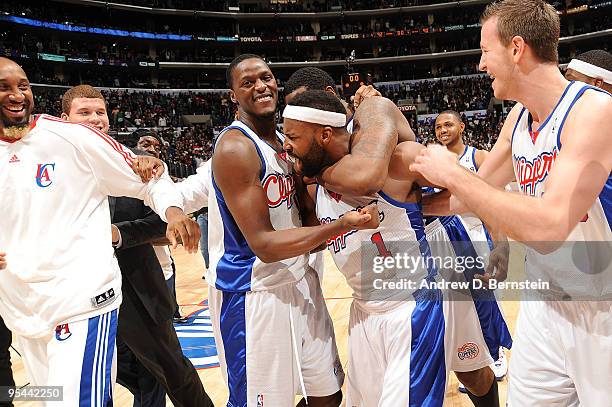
[371,232,392,257]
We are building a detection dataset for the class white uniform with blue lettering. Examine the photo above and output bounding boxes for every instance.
[315,186,492,407]
[207,120,343,407]
[424,141,513,370]
[507,81,612,406]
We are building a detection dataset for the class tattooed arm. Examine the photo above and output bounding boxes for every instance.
[316,97,413,196]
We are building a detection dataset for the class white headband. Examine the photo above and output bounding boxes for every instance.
[282,105,346,127]
[567,59,612,84]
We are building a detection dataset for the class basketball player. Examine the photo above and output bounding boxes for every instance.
[411,1,612,404]
[62,86,212,406]
[0,57,197,406]
[434,111,487,171]
[432,111,512,389]
[564,49,612,93]
[282,89,504,406]
[284,68,505,406]
[284,66,415,196]
[207,54,380,407]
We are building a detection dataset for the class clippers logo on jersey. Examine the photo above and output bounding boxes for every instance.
[513,148,558,195]
[55,323,72,341]
[320,216,357,253]
[35,163,55,187]
[329,191,342,202]
[457,342,480,360]
[263,172,295,209]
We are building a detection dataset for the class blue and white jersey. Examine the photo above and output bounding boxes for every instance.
[315,187,435,311]
[457,145,490,239]
[208,120,307,292]
[511,81,612,299]
[458,145,479,173]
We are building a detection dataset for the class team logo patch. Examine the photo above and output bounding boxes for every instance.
[513,148,557,196]
[257,394,264,407]
[35,163,56,187]
[263,173,295,209]
[9,154,19,163]
[457,342,480,360]
[55,324,72,341]
[91,288,116,308]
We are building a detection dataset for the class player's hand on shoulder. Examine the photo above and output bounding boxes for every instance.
[132,156,165,182]
[165,207,200,253]
[0,252,6,270]
[353,85,381,109]
[342,203,380,230]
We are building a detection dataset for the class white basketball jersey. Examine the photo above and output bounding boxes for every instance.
[208,120,307,292]
[315,187,434,311]
[457,145,486,232]
[458,145,479,173]
[511,81,612,299]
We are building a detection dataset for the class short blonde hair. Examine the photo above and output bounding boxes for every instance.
[61,84,105,114]
[481,0,560,63]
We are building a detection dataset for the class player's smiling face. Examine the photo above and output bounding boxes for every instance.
[479,17,515,100]
[63,97,110,134]
[230,58,278,119]
[0,62,34,129]
[434,113,464,146]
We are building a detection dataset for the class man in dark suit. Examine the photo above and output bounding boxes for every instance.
[61,86,213,407]
[0,317,14,407]
[111,189,212,407]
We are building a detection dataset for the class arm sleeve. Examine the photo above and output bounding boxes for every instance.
[176,160,211,214]
[74,125,183,221]
[114,207,168,250]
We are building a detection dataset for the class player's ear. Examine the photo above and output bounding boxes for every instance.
[61,112,69,121]
[324,86,337,96]
[511,35,526,63]
[594,78,604,88]
[320,126,334,145]
[229,90,238,105]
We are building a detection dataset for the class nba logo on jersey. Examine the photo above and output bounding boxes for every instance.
[35,163,55,188]
[257,394,264,406]
[55,324,72,341]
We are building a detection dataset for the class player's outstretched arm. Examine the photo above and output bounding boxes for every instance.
[411,92,612,252]
[214,133,379,263]
[317,97,413,196]
[73,126,199,252]
[176,160,211,214]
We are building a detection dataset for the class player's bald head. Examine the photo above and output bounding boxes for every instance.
[0,57,27,77]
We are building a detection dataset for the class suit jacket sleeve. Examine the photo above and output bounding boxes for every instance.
[114,206,168,250]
